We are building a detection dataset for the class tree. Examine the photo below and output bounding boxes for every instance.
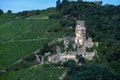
[56,0,61,10]
[62,0,69,4]
[56,0,61,7]
[76,54,86,64]
[60,18,75,27]
[93,1,103,6]
[63,59,76,67]
[65,64,120,80]
[0,9,3,15]
[49,13,62,19]
[70,10,79,18]
[78,0,83,2]
[7,10,12,14]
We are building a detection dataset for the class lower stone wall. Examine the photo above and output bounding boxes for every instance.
[84,51,96,60]
[47,36,97,63]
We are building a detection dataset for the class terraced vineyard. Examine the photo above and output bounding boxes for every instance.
[26,8,56,19]
[0,64,67,80]
[0,18,68,70]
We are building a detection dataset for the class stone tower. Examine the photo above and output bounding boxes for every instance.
[75,20,86,46]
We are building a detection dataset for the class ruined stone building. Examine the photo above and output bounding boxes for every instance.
[48,20,97,63]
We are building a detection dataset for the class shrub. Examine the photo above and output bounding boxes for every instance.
[86,47,94,52]
[49,13,62,19]
[0,9,3,15]
[60,18,75,27]
[7,10,12,14]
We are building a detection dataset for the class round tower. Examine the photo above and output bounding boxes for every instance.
[75,20,86,46]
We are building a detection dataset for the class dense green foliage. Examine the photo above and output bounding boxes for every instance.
[49,0,120,79]
[7,10,12,14]
[86,47,94,52]
[65,64,120,80]
[63,60,77,67]
[0,9,3,15]
[17,10,40,18]
[56,0,120,74]
[76,54,86,64]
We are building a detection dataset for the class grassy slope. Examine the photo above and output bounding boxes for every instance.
[0,65,67,80]
[0,18,68,69]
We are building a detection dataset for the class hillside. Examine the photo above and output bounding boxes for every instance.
[0,13,70,79]
[0,0,120,80]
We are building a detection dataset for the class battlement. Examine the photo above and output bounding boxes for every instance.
[76,20,85,27]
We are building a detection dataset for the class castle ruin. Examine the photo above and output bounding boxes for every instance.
[47,20,97,63]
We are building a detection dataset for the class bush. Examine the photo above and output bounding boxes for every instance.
[60,18,75,27]
[23,54,36,62]
[0,9,3,15]
[86,47,94,52]
[65,64,120,80]
[63,59,76,67]
[76,54,86,64]
[17,10,41,18]
[7,10,12,14]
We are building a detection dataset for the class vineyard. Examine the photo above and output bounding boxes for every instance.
[26,8,56,19]
[0,18,68,70]
[0,64,67,80]
[0,0,120,80]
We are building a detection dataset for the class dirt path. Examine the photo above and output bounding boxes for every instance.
[0,38,48,43]
[59,72,67,80]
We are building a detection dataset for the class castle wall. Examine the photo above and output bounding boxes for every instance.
[84,50,96,60]
[84,38,94,48]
